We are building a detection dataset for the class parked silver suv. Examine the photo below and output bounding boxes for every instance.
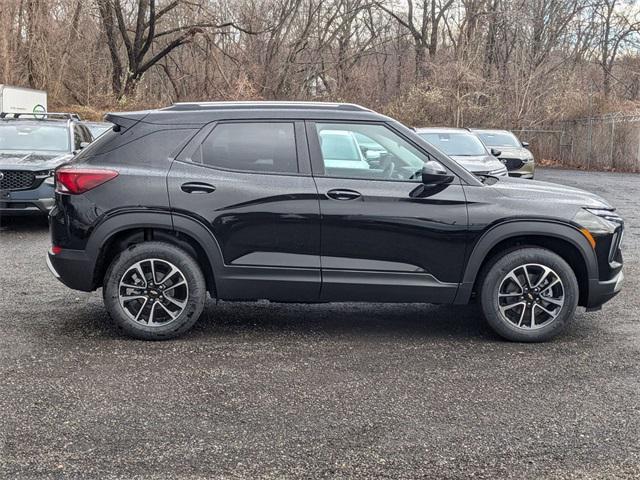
[416,127,507,177]
[472,129,535,178]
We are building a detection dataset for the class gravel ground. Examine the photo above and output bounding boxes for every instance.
[0,168,639,479]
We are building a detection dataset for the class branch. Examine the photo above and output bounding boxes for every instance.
[113,0,133,61]
[138,27,203,75]
[154,21,268,38]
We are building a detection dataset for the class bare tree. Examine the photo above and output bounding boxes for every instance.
[376,0,455,80]
[593,0,640,97]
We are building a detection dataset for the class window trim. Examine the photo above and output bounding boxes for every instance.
[178,119,308,177]
[306,120,447,184]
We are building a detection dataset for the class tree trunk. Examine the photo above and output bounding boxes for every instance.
[415,42,428,81]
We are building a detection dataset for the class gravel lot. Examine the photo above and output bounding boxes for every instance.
[1,168,639,479]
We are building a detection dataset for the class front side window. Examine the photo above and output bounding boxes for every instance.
[418,132,487,156]
[315,123,427,181]
[0,124,70,152]
[199,122,298,174]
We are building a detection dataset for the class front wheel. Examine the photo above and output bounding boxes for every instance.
[103,242,207,340]
[479,247,579,342]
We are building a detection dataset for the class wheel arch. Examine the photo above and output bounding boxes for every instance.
[455,220,598,306]
[87,210,223,295]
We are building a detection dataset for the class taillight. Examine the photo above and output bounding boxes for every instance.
[55,168,118,194]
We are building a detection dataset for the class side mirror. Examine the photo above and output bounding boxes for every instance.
[491,148,502,157]
[422,161,454,185]
[521,141,530,148]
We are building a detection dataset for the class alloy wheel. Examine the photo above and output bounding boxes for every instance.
[118,258,189,326]
[497,263,564,330]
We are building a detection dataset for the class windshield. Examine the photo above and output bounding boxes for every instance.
[419,132,487,156]
[0,124,70,152]
[477,132,520,148]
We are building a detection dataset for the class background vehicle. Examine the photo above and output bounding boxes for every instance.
[83,121,113,139]
[416,127,507,177]
[0,85,47,115]
[319,129,370,170]
[472,129,535,178]
[0,112,92,214]
[47,102,623,342]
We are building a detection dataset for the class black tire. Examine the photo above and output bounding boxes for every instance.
[479,247,579,342]
[103,241,207,340]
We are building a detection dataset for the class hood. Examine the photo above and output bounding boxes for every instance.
[495,147,531,159]
[0,151,73,171]
[450,154,505,173]
[490,176,612,209]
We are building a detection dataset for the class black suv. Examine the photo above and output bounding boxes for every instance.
[47,102,624,341]
[0,112,93,215]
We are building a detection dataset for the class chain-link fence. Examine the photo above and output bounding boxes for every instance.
[513,112,640,173]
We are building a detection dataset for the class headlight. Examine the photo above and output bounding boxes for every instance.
[44,175,55,186]
[574,208,622,248]
[575,208,621,234]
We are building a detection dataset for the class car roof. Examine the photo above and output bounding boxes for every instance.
[0,118,72,127]
[107,101,389,126]
[469,128,512,134]
[415,127,472,134]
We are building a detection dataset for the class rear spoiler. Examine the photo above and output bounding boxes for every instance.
[104,111,148,131]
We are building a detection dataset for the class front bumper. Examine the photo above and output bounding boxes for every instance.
[507,161,535,179]
[47,248,95,292]
[1,182,54,215]
[586,270,624,310]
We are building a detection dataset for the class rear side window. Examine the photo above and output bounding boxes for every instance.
[199,122,298,174]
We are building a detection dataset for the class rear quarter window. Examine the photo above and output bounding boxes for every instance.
[72,125,197,166]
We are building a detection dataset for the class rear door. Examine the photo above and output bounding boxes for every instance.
[168,120,321,302]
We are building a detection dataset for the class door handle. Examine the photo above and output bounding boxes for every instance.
[181,182,216,194]
[326,189,362,201]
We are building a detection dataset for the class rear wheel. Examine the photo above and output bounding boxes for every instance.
[479,247,579,342]
[103,242,206,340]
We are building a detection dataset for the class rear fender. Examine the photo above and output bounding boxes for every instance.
[86,209,224,289]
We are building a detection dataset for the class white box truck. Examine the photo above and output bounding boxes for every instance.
[0,85,47,114]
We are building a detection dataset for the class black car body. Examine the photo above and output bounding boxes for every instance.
[47,102,623,341]
[0,113,92,214]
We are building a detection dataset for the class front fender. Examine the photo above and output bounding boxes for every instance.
[454,220,598,304]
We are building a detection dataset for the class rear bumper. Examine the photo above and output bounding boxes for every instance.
[47,248,95,292]
[586,270,624,309]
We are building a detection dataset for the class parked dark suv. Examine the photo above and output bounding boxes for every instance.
[47,102,624,342]
[0,112,92,214]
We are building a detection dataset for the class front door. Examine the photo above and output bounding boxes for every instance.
[169,120,321,301]
[307,121,469,303]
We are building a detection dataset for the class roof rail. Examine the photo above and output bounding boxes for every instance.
[164,101,371,112]
[0,112,81,120]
